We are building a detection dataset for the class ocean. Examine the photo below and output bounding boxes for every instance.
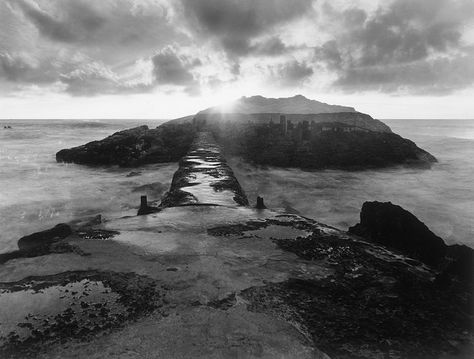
[0,118,473,253]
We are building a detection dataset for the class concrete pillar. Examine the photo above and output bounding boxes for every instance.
[256,196,266,209]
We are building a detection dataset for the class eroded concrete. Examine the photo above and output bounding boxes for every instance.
[0,207,333,358]
[160,132,249,207]
[1,131,472,358]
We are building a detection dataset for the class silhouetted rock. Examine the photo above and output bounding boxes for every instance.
[18,223,72,251]
[200,94,357,115]
[56,95,435,170]
[443,244,474,283]
[214,125,436,169]
[56,124,195,167]
[349,201,447,266]
[167,95,391,132]
[350,202,474,286]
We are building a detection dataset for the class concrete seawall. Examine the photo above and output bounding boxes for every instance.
[159,132,249,207]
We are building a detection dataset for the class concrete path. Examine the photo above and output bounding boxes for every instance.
[160,132,248,208]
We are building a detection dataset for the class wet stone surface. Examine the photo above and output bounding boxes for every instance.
[160,132,249,207]
[208,217,474,359]
[0,271,165,358]
[207,216,315,239]
[77,229,120,240]
[0,242,88,265]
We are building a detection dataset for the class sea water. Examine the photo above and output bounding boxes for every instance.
[0,119,473,253]
[230,119,474,248]
[0,119,176,253]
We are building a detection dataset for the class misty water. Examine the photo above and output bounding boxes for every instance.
[0,118,473,253]
[231,119,474,248]
[0,119,174,253]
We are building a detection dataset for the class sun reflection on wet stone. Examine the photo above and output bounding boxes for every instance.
[160,132,249,208]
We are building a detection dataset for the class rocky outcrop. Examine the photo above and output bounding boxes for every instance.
[56,124,195,167]
[442,244,474,283]
[167,95,390,133]
[208,215,473,359]
[215,126,437,169]
[349,201,473,282]
[1,186,472,357]
[200,95,356,115]
[18,223,72,251]
[0,224,76,264]
[55,95,434,170]
[191,111,392,133]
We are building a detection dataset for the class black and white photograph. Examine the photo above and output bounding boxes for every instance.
[0,0,473,358]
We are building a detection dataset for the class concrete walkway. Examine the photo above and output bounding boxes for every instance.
[160,131,248,208]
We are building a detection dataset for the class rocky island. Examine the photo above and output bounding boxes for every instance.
[2,97,470,358]
[56,95,436,169]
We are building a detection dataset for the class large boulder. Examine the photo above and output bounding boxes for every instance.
[349,201,447,266]
[18,223,72,251]
[349,202,473,284]
[56,124,195,167]
[443,244,474,283]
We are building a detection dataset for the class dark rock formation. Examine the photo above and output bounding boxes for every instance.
[349,201,473,283]
[56,123,195,167]
[0,242,87,265]
[18,223,72,251]
[189,111,392,133]
[0,219,120,264]
[199,94,357,115]
[209,216,473,359]
[442,244,474,283]
[0,224,84,264]
[55,96,434,170]
[213,124,436,169]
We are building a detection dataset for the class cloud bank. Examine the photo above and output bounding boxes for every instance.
[1,0,474,98]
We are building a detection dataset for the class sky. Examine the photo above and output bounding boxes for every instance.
[1,0,474,119]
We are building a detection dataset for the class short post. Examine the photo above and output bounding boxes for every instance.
[256,196,266,209]
[140,195,148,208]
[138,195,149,215]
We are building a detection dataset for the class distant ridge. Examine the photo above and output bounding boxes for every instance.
[200,95,356,115]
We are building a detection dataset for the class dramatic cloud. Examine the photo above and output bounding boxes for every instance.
[1,0,179,95]
[152,47,196,87]
[274,61,314,86]
[178,0,314,56]
[1,0,474,99]
[251,37,291,56]
[314,0,474,93]
[59,61,153,95]
[15,0,104,43]
[0,52,58,84]
[334,49,474,95]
